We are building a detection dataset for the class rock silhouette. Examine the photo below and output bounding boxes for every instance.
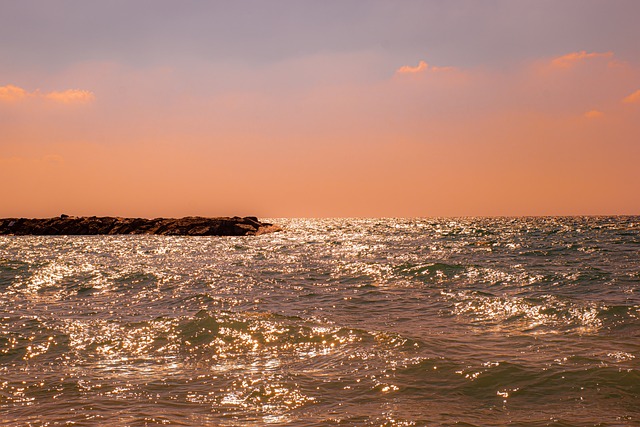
[0,216,281,236]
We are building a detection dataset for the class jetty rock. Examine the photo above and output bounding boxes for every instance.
[0,216,281,236]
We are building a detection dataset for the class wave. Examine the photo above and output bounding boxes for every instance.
[443,290,640,336]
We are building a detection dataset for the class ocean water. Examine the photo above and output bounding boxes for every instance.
[1,217,639,426]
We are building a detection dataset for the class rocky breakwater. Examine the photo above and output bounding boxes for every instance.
[0,215,281,236]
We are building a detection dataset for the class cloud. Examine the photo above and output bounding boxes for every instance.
[0,84,28,101]
[623,89,640,104]
[44,89,95,104]
[396,60,455,74]
[397,60,429,74]
[584,110,604,119]
[0,84,95,104]
[550,51,614,68]
[392,52,630,118]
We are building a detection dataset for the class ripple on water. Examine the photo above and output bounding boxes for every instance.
[1,217,639,425]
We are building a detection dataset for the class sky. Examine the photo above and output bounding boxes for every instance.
[1,0,639,218]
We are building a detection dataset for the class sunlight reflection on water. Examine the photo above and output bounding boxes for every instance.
[1,217,639,425]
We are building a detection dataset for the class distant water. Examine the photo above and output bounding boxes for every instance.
[1,217,639,426]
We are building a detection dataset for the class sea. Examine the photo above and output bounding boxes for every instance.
[1,217,639,426]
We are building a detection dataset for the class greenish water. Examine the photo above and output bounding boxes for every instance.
[1,217,639,426]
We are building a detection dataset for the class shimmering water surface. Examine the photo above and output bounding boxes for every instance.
[1,217,639,426]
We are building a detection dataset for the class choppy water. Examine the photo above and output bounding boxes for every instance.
[1,217,639,426]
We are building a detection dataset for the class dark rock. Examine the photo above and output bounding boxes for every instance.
[0,216,281,236]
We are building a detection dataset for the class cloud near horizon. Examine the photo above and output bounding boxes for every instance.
[623,89,640,104]
[44,89,95,104]
[397,60,429,73]
[584,110,604,119]
[0,84,95,104]
[550,51,614,68]
[0,84,28,101]
[396,60,456,74]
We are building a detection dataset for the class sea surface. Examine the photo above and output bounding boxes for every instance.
[1,217,639,426]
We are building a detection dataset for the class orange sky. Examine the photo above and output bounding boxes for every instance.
[2,3,639,217]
